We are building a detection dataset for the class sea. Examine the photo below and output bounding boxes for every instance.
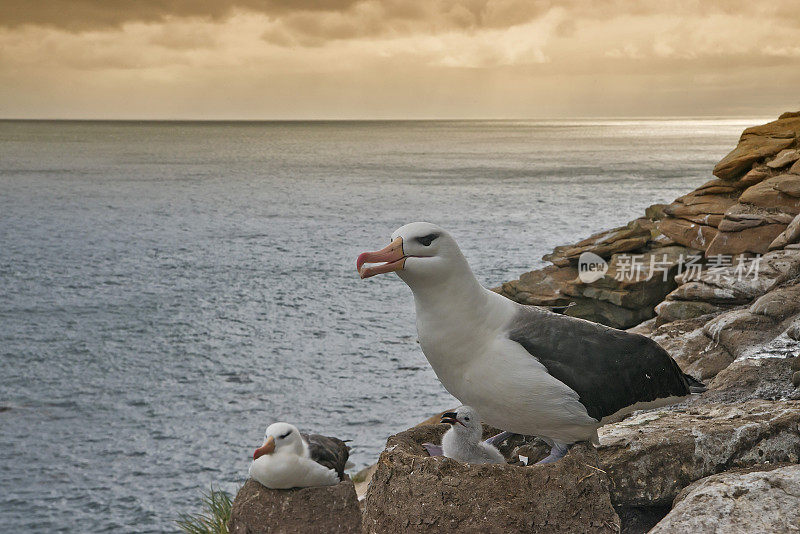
[0,118,765,532]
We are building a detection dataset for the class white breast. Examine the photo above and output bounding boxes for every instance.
[416,290,599,443]
[249,455,339,489]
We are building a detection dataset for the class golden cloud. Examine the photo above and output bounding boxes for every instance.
[1,1,798,118]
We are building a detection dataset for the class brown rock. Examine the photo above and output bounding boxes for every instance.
[779,111,800,119]
[715,217,763,232]
[654,300,721,323]
[363,425,620,533]
[739,174,800,211]
[702,309,780,359]
[791,159,800,174]
[794,371,800,387]
[563,246,688,308]
[705,223,786,256]
[228,478,362,534]
[498,252,676,329]
[738,165,772,188]
[626,317,656,336]
[662,326,734,380]
[649,464,800,534]
[657,218,718,251]
[767,148,800,169]
[542,221,650,266]
[665,281,751,306]
[656,263,800,379]
[664,249,800,309]
[563,298,657,330]
[768,212,800,250]
[774,175,800,197]
[597,399,800,507]
[792,357,800,371]
[692,178,745,195]
[722,202,796,226]
[713,116,799,180]
[707,357,797,402]
[749,283,800,319]
[663,193,737,227]
[497,264,577,307]
[644,203,668,220]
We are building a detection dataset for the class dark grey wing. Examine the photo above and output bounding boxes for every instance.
[302,433,349,479]
[508,305,696,421]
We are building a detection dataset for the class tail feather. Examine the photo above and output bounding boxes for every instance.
[684,373,707,394]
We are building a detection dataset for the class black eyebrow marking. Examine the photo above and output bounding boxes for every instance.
[416,233,439,246]
[279,429,292,439]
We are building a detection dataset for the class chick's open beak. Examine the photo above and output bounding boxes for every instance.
[440,411,462,426]
[357,237,405,279]
[253,435,275,460]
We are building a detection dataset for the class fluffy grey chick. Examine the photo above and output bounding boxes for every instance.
[441,406,506,464]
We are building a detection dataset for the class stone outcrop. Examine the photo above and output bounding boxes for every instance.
[542,220,651,267]
[654,114,800,257]
[496,217,696,328]
[596,399,800,508]
[707,356,800,403]
[769,212,800,249]
[649,464,800,533]
[363,425,620,533]
[497,113,800,328]
[713,116,800,180]
[228,478,362,534]
[648,248,800,379]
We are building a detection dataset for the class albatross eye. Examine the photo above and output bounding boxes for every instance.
[416,234,438,247]
[464,416,470,422]
[279,430,292,439]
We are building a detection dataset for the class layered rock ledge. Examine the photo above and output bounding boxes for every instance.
[497,112,800,330]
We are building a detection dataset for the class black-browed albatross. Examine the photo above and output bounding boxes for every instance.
[357,222,704,463]
[249,422,349,488]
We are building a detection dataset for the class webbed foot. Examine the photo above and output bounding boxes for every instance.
[423,443,443,456]
[535,441,572,464]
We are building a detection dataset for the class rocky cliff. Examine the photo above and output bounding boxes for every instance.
[498,110,800,332]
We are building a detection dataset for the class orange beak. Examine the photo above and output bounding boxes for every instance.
[253,436,275,460]
[357,237,406,279]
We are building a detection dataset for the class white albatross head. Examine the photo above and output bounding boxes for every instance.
[441,405,483,441]
[253,422,306,460]
[356,222,473,288]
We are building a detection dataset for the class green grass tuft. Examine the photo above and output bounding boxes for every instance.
[177,486,234,534]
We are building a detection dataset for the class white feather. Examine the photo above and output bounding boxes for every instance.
[249,423,340,489]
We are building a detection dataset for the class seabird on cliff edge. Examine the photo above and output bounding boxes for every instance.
[249,422,348,489]
[441,406,506,465]
[357,222,705,463]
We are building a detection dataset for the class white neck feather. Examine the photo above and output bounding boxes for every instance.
[404,258,517,373]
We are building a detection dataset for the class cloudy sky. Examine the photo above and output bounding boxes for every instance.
[1,1,799,119]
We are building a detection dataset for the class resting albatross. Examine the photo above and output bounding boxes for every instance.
[357,222,704,463]
[249,422,349,489]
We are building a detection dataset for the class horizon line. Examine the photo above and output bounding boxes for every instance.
[0,115,775,123]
